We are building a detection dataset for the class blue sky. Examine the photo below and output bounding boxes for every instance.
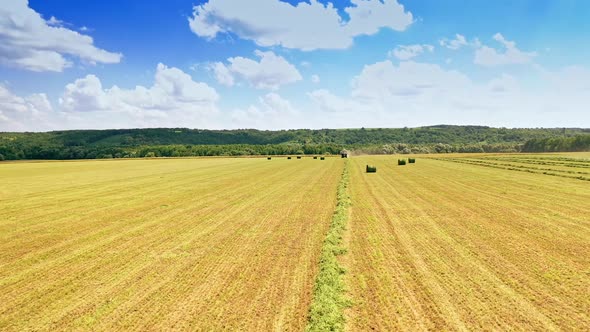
[0,0,588,131]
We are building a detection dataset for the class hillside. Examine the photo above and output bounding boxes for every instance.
[1,126,589,160]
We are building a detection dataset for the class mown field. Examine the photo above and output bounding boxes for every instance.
[346,154,590,330]
[1,153,589,331]
[0,157,342,331]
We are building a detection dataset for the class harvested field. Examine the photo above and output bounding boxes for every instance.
[345,155,590,331]
[2,153,589,331]
[433,153,590,181]
[0,158,342,331]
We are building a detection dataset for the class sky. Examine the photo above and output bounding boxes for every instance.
[0,0,589,131]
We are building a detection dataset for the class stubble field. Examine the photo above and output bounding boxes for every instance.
[346,154,590,331]
[1,153,589,331]
[0,158,342,331]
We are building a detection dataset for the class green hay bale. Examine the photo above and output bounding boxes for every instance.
[297,156,302,159]
[287,156,292,159]
[267,157,272,160]
[320,157,325,160]
[313,156,318,159]
[408,158,416,164]
[366,165,377,173]
[398,159,406,166]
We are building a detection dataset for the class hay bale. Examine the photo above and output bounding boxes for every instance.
[320,157,325,160]
[287,156,292,159]
[398,159,406,166]
[267,157,272,160]
[297,156,302,159]
[366,165,377,173]
[408,158,416,164]
[313,156,318,159]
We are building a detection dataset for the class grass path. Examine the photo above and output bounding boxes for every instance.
[306,160,351,332]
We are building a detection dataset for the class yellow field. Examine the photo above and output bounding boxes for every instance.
[0,158,342,331]
[346,155,590,330]
[1,154,589,331]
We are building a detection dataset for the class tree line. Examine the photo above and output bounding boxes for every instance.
[0,126,588,161]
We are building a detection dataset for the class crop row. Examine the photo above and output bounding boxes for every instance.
[477,156,590,169]
[436,158,590,181]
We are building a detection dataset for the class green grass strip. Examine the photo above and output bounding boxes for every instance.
[306,160,351,332]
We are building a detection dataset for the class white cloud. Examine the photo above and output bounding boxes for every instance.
[189,0,413,51]
[474,33,537,66]
[212,50,302,90]
[439,34,468,50]
[309,60,590,128]
[351,60,471,99]
[0,84,55,131]
[0,0,122,72]
[59,63,218,114]
[309,89,373,113]
[311,74,320,84]
[487,74,519,93]
[389,44,434,60]
[210,62,235,86]
[46,16,63,27]
[230,92,300,129]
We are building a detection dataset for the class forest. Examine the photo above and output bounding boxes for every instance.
[0,126,588,160]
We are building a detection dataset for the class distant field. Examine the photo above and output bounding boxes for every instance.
[1,154,589,331]
[0,157,342,331]
[346,154,590,330]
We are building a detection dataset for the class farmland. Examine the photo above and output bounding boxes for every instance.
[1,153,589,331]
[0,157,342,331]
[346,154,590,330]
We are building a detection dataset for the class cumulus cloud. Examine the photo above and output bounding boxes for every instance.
[439,34,480,50]
[211,62,235,86]
[59,63,218,115]
[439,34,467,50]
[351,60,471,99]
[0,84,55,131]
[230,92,301,129]
[211,50,302,90]
[0,0,122,72]
[389,44,434,60]
[189,0,413,51]
[309,60,590,128]
[474,33,537,66]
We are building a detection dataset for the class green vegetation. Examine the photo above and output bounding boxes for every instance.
[522,135,590,152]
[306,160,351,332]
[1,126,588,160]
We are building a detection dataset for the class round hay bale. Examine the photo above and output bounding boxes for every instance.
[366,165,377,173]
